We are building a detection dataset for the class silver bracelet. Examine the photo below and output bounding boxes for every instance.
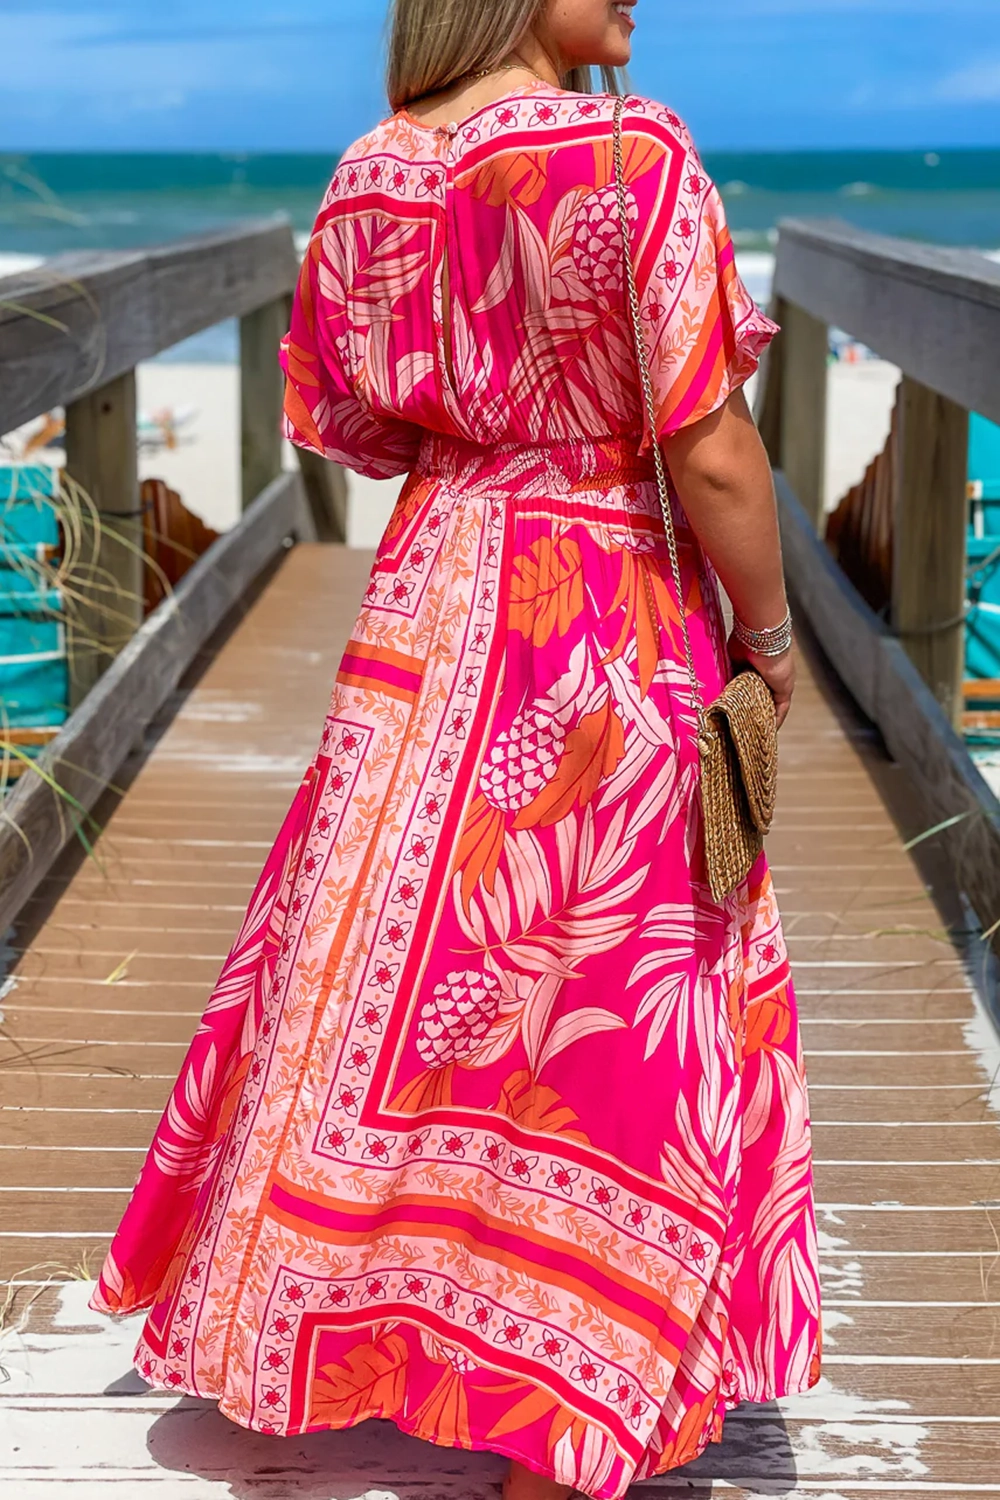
[732,607,793,657]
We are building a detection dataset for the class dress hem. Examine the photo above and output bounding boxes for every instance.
[129,1345,823,1500]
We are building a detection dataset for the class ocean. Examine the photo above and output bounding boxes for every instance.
[2,148,999,361]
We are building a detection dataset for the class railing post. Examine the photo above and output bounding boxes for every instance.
[240,297,287,511]
[892,377,969,729]
[777,302,829,532]
[63,370,143,707]
[297,448,348,543]
[756,295,786,470]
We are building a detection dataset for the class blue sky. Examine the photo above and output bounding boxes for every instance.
[3,0,1000,153]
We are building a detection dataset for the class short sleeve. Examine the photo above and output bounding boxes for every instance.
[621,101,778,441]
[281,228,421,481]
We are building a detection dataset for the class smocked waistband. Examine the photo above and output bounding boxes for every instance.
[415,432,655,497]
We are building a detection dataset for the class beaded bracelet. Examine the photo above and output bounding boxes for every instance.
[732,607,793,657]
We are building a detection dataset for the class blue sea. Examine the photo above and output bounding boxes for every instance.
[2,149,999,360]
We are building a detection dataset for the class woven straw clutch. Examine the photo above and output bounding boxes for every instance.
[697,668,778,901]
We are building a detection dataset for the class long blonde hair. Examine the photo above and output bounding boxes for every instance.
[386,0,621,110]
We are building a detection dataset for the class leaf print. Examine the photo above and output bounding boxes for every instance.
[394,349,435,407]
[495,1068,588,1143]
[406,1360,473,1448]
[520,972,564,1070]
[509,534,584,649]
[514,697,626,829]
[744,981,794,1056]
[453,793,506,910]
[309,1331,409,1427]
[484,1381,562,1443]
[470,209,517,314]
[466,150,550,209]
[388,1064,455,1115]
[504,829,551,931]
[514,206,552,317]
[535,1007,627,1074]
[282,376,327,454]
[553,1420,617,1497]
[546,185,591,263]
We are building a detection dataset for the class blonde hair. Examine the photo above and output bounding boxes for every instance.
[386,0,621,110]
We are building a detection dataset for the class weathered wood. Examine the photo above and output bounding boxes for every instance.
[777,301,828,530]
[0,470,316,933]
[753,296,785,465]
[773,217,1000,422]
[240,296,286,511]
[63,371,143,705]
[0,219,300,437]
[892,377,970,729]
[825,393,898,613]
[776,469,1000,952]
[297,446,349,542]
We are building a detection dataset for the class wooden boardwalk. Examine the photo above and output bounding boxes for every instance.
[2,542,999,1497]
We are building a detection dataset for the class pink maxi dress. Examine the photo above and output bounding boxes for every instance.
[93,85,822,1498]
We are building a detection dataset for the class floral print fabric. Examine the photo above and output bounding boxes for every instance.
[93,88,821,1499]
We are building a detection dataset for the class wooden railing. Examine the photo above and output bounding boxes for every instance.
[0,218,345,928]
[757,218,1000,947]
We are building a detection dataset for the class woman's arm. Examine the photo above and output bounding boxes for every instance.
[663,387,796,727]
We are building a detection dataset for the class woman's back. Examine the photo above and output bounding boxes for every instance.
[283,84,773,473]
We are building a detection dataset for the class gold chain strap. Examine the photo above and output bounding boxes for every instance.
[612,95,704,724]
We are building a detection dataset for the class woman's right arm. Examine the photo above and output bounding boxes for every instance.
[615,102,795,723]
[663,387,796,727]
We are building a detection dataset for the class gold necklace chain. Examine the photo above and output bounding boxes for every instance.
[462,58,552,87]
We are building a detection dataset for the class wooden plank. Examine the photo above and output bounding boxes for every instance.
[63,372,143,705]
[779,301,829,529]
[772,217,1000,423]
[775,469,1000,957]
[893,378,969,728]
[0,219,299,435]
[0,471,315,934]
[239,296,286,511]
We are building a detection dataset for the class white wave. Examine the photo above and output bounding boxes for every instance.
[0,252,44,279]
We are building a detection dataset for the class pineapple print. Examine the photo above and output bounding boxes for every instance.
[479,706,567,813]
[570,186,639,297]
[416,970,501,1068]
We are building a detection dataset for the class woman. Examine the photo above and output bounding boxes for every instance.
[93,2,821,1497]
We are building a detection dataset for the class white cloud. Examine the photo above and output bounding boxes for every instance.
[933,58,1000,102]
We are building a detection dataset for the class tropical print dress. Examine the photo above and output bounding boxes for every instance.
[93,85,822,1498]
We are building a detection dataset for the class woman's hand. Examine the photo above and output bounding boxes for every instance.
[727,632,796,729]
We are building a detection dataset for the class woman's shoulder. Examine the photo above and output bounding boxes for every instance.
[311,115,447,218]
[616,93,701,155]
[488,88,699,147]
[526,90,704,172]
